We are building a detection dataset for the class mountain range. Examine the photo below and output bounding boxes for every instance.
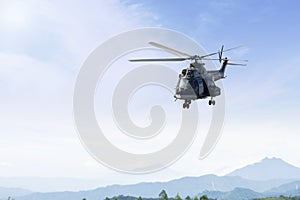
[227,157,300,181]
[2,157,300,200]
[0,187,31,199]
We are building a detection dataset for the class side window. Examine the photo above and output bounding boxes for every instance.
[181,69,187,76]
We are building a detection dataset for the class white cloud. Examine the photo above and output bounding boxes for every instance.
[34,0,159,66]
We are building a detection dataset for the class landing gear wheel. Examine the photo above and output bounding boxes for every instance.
[183,100,191,109]
[208,99,215,106]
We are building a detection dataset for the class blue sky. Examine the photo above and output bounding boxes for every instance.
[0,0,300,191]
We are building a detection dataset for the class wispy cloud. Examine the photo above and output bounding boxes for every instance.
[0,0,158,179]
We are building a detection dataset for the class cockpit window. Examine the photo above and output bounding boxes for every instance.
[187,70,194,77]
[181,69,187,75]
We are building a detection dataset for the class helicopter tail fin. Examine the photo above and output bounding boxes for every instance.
[219,58,247,78]
[219,57,229,78]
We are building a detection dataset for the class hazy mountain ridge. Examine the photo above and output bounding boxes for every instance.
[0,187,32,200]
[14,185,300,200]
[227,157,300,181]
[264,181,300,196]
[199,187,265,200]
[15,174,294,200]
[6,157,300,200]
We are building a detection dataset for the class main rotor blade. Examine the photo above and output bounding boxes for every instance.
[201,44,246,58]
[129,57,189,62]
[149,42,192,58]
[200,52,219,58]
[203,58,248,62]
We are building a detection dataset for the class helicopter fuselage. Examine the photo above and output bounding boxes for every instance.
[174,62,222,104]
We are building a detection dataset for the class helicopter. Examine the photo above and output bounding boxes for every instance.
[129,42,247,109]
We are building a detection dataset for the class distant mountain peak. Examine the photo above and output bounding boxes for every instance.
[263,157,281,160]
[227,157,300,181]
[262,157,287,162]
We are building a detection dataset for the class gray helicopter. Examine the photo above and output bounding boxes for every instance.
[129,42,247,109]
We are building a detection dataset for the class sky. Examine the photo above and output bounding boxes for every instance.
[0,0,300,192]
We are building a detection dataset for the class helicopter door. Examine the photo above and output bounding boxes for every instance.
[198,79,204,95]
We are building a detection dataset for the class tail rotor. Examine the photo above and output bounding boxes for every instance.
[218,45,224,63]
